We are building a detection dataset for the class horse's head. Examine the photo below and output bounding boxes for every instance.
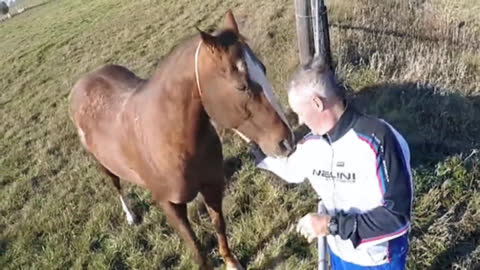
[195,10,294,157]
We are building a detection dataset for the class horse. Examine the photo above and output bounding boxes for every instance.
[69,10,294,270]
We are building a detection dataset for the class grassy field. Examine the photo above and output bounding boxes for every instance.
[1,0,479,269]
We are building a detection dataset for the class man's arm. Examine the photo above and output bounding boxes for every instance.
[337,129,413,248]
[248,142,308,184]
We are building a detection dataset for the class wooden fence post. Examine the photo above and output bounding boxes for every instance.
[295,0,332,68]
[293,3,332,269]
[313,0,332,68]
[294,0,314,65]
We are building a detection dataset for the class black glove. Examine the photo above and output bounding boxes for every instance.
[247,142,266,165]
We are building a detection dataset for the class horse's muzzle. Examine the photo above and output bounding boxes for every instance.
[279,138,295,157]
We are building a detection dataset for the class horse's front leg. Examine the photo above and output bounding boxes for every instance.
[158,201,212,270]
[201,183,244,270]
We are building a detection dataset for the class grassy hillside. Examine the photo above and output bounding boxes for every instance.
[1,0,479,269]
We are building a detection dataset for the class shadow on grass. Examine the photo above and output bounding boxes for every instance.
[0,237,9,257]
[351,82,480,168]
[427,227,480,270]
[330,23,479,51]
[223,156,243,181]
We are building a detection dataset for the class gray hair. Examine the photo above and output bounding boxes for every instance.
[288,57,345,101]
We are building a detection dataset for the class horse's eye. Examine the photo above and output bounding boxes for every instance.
[235,83,247,91]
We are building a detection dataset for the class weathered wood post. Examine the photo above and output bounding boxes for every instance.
[294,0,315,65]
[294,1,332,270]
[294,0,332,68]
[312,0,332,68]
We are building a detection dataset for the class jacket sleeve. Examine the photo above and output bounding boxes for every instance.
[256,140,309,184]
[338,128,413,248]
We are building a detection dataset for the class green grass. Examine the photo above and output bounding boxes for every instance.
[1,0,479,269]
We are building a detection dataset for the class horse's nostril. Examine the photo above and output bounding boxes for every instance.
[280,139,294,155]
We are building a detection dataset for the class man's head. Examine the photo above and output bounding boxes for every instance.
[287,57,346,135]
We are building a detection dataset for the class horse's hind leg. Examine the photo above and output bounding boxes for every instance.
[99,165,137,225]
[201,185,243,270]
[158,201,212,270]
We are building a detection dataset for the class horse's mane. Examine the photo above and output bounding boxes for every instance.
[153,29,245,79]
[166,29,246,59]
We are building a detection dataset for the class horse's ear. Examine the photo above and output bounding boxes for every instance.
[224,10,239,35]
[197,27,221,53]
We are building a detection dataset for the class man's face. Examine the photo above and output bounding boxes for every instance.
[288,90,320,132]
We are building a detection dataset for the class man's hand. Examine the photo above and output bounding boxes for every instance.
[247,142,266,165]
[296,213,331,243]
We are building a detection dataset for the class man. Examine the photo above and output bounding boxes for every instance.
[249,58,413,269]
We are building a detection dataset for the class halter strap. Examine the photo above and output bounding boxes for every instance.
[233,129,251,143]
[194,40,203,97]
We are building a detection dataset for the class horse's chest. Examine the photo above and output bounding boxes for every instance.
[151,146,223,201]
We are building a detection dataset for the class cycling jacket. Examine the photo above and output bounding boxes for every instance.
[257,105,413,266]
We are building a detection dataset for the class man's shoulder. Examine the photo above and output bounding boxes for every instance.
[351,114,398,144]
[298,132,324,145]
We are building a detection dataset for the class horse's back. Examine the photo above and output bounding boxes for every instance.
[72,64,144,98]
[70,65,147,186]
[93,64,145,91]
[70,64,144,119]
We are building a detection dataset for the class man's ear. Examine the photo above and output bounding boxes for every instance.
[312,96,324,111]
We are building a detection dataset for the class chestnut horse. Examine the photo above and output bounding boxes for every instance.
[70,10,293,270]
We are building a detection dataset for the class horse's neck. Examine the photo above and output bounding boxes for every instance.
[147,37,201,96]
[139,37,211,137]
[152,37,199,84]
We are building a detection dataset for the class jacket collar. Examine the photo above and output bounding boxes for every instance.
[323,103,360,143]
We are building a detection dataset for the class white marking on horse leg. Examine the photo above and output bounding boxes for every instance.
[119,195,135,225]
